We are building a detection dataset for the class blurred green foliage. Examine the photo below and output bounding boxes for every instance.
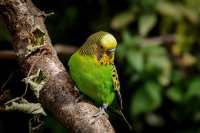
[0,0,200,132]
[114,0,200,132]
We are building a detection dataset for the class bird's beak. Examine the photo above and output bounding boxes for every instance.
[108,48,116,52]
[106,48,116,57]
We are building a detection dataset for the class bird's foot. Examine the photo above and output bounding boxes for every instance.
[93,104,109,118]
[90,104,109,124]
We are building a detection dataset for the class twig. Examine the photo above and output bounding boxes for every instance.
[54,44,78,56]
[144,35,176,45]
[0,71,14,91]
[0,50,16,60]
[0,44,77,60]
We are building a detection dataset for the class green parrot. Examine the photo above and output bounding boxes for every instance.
[68,31,131,128]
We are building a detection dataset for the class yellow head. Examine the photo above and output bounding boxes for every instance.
[79,31,117,64]
[99,33,117,51]
[98,33,117,64]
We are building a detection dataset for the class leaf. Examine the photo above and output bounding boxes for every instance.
[122,31,135,47]
[157,1,199,24]
[179,53,197,67]
[166,86,183,103]
[127,50,144,73]
[145,81,162,105]
[172,22,196,55]
[143,44,166,56]
[145,113,164,127]
[144,45,171,85]
[157,57,171,86]
[121,31,145,48]
[131,81,162,116]
[111,10,135,30]
[138,14,157,37]
[171,70,184,84]
[182,7,199,24]
[186,77,200,99]
[156,1,183,20]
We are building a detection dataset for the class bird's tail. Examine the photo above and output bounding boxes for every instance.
[116,109,133,130]
[109,107,133,130]
[116,91,123,109]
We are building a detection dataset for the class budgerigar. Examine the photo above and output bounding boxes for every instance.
[68,31,122,109]
[68,31,132,129]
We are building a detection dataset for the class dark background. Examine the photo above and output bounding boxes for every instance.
[0,0,200,132]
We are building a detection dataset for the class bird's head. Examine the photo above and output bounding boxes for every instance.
[98,33,117,64]
[99,33,117,53]
[80,31,117,64]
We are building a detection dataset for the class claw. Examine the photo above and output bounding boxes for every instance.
[90,104,109,125]
[93,104,109,118]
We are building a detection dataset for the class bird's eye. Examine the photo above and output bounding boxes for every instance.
[106,50,111,56]
[100,45,103,49]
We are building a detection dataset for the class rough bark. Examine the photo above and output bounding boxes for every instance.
[0,0,115,132]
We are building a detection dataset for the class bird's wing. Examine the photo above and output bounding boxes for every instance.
[112,65,123,109]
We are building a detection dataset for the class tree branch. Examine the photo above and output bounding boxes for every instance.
[0,0,114,132]
[144,35,176,45]
[0,44,77,60]
[0,50,16,60]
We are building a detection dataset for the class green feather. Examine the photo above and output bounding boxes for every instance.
[68,31,132,130]
[68,51,115,105]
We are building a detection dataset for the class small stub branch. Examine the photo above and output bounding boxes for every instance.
[0,0,114,132]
